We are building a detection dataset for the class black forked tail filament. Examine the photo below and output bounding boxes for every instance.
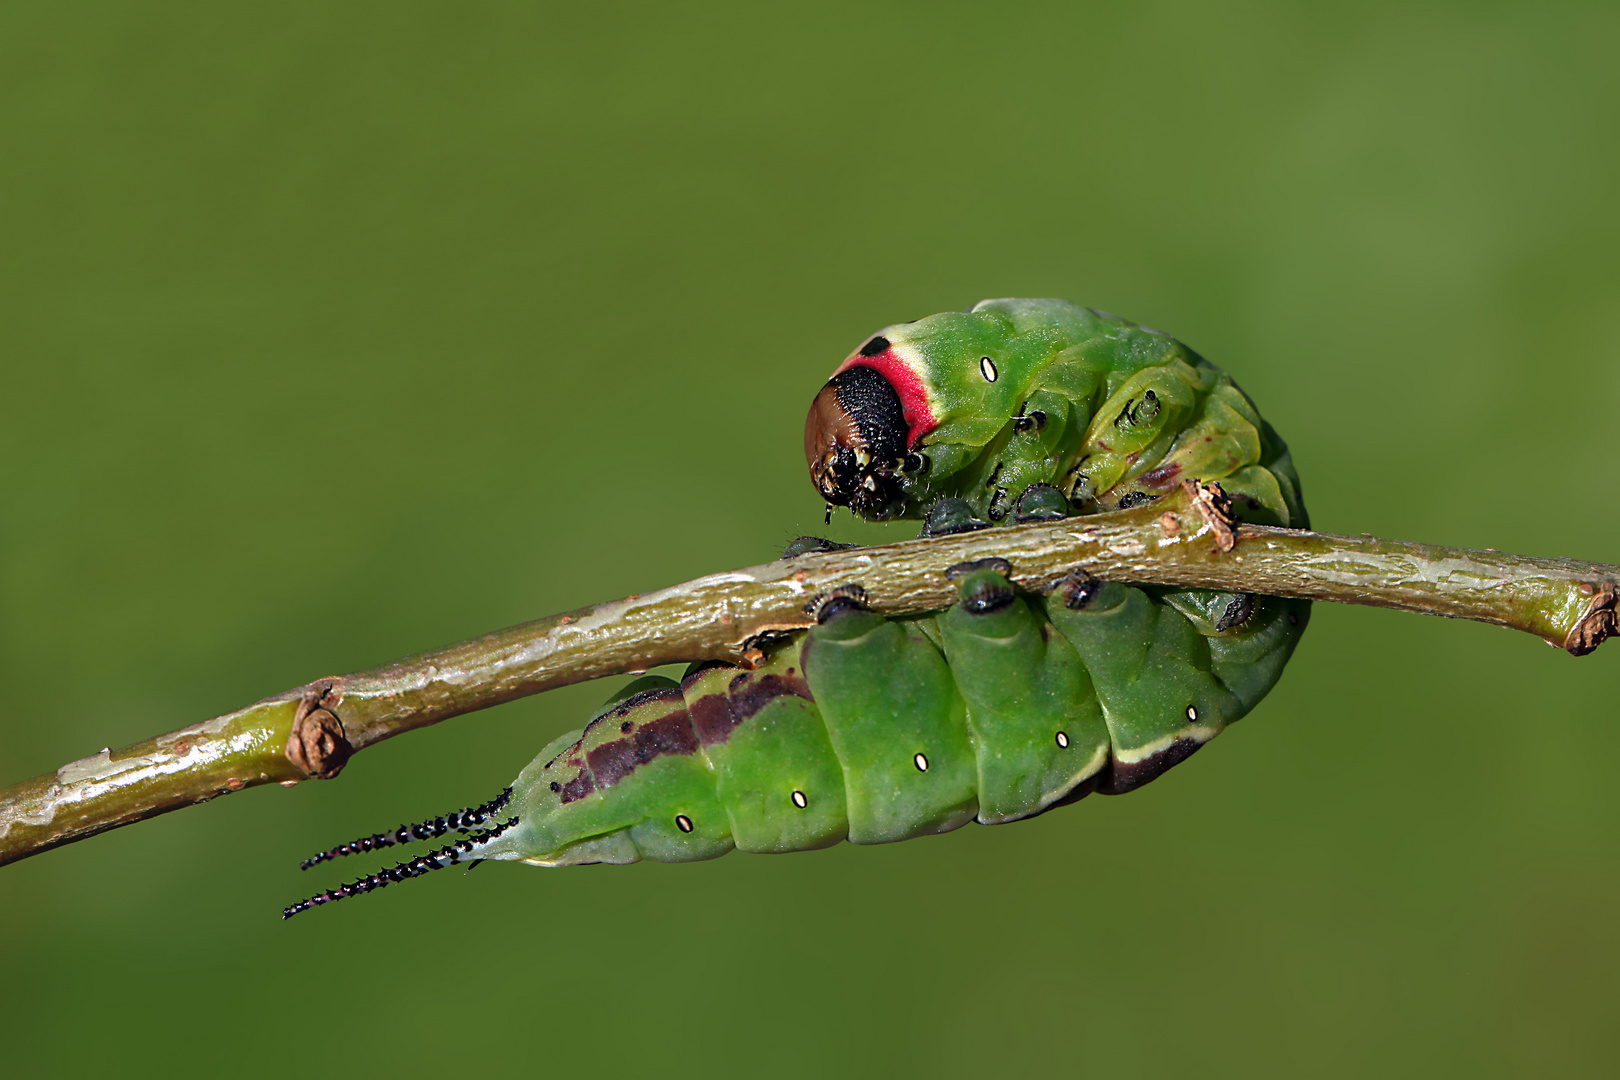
[282,813,519,919]
[298,788,513,870]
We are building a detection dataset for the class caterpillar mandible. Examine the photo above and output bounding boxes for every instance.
[284,298,1309,918]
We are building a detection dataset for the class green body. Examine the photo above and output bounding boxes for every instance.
[481,572,1307,866]
[851,298,1305,527]
[476,298,1311,867]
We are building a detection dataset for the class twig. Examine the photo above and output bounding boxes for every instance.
[1,481,1613,867]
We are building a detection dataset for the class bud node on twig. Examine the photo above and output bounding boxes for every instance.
[286,681,351,779]
[1563,581,1617,657]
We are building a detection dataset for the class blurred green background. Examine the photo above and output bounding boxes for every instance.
[3,2,1618,1076]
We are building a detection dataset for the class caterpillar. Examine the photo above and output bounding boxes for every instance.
[284,298,1309,918]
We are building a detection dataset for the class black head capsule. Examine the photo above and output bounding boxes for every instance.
[805,365,909,519]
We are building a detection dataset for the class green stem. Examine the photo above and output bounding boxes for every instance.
[2,483,1612,867]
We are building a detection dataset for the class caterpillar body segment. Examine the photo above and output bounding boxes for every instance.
[805,298,1305,530]
[936,567,1110,825]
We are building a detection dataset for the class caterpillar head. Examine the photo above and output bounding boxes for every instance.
[804,363,908,519]
[804,331,946,520]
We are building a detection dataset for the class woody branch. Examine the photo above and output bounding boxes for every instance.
[1,481,1612,867]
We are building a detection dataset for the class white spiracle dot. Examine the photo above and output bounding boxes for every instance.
[675,814,694,833]
[979,356,998,382]
[791,790,808,809]
[913,752,929,772]
[1055,731,1069,748]
[1186,706,1198,722]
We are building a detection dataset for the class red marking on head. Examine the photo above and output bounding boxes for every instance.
[834,351,937,448]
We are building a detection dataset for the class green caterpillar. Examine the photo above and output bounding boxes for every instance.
[284,299,1309,918]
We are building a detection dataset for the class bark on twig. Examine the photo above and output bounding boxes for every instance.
[1,482,1613,867]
